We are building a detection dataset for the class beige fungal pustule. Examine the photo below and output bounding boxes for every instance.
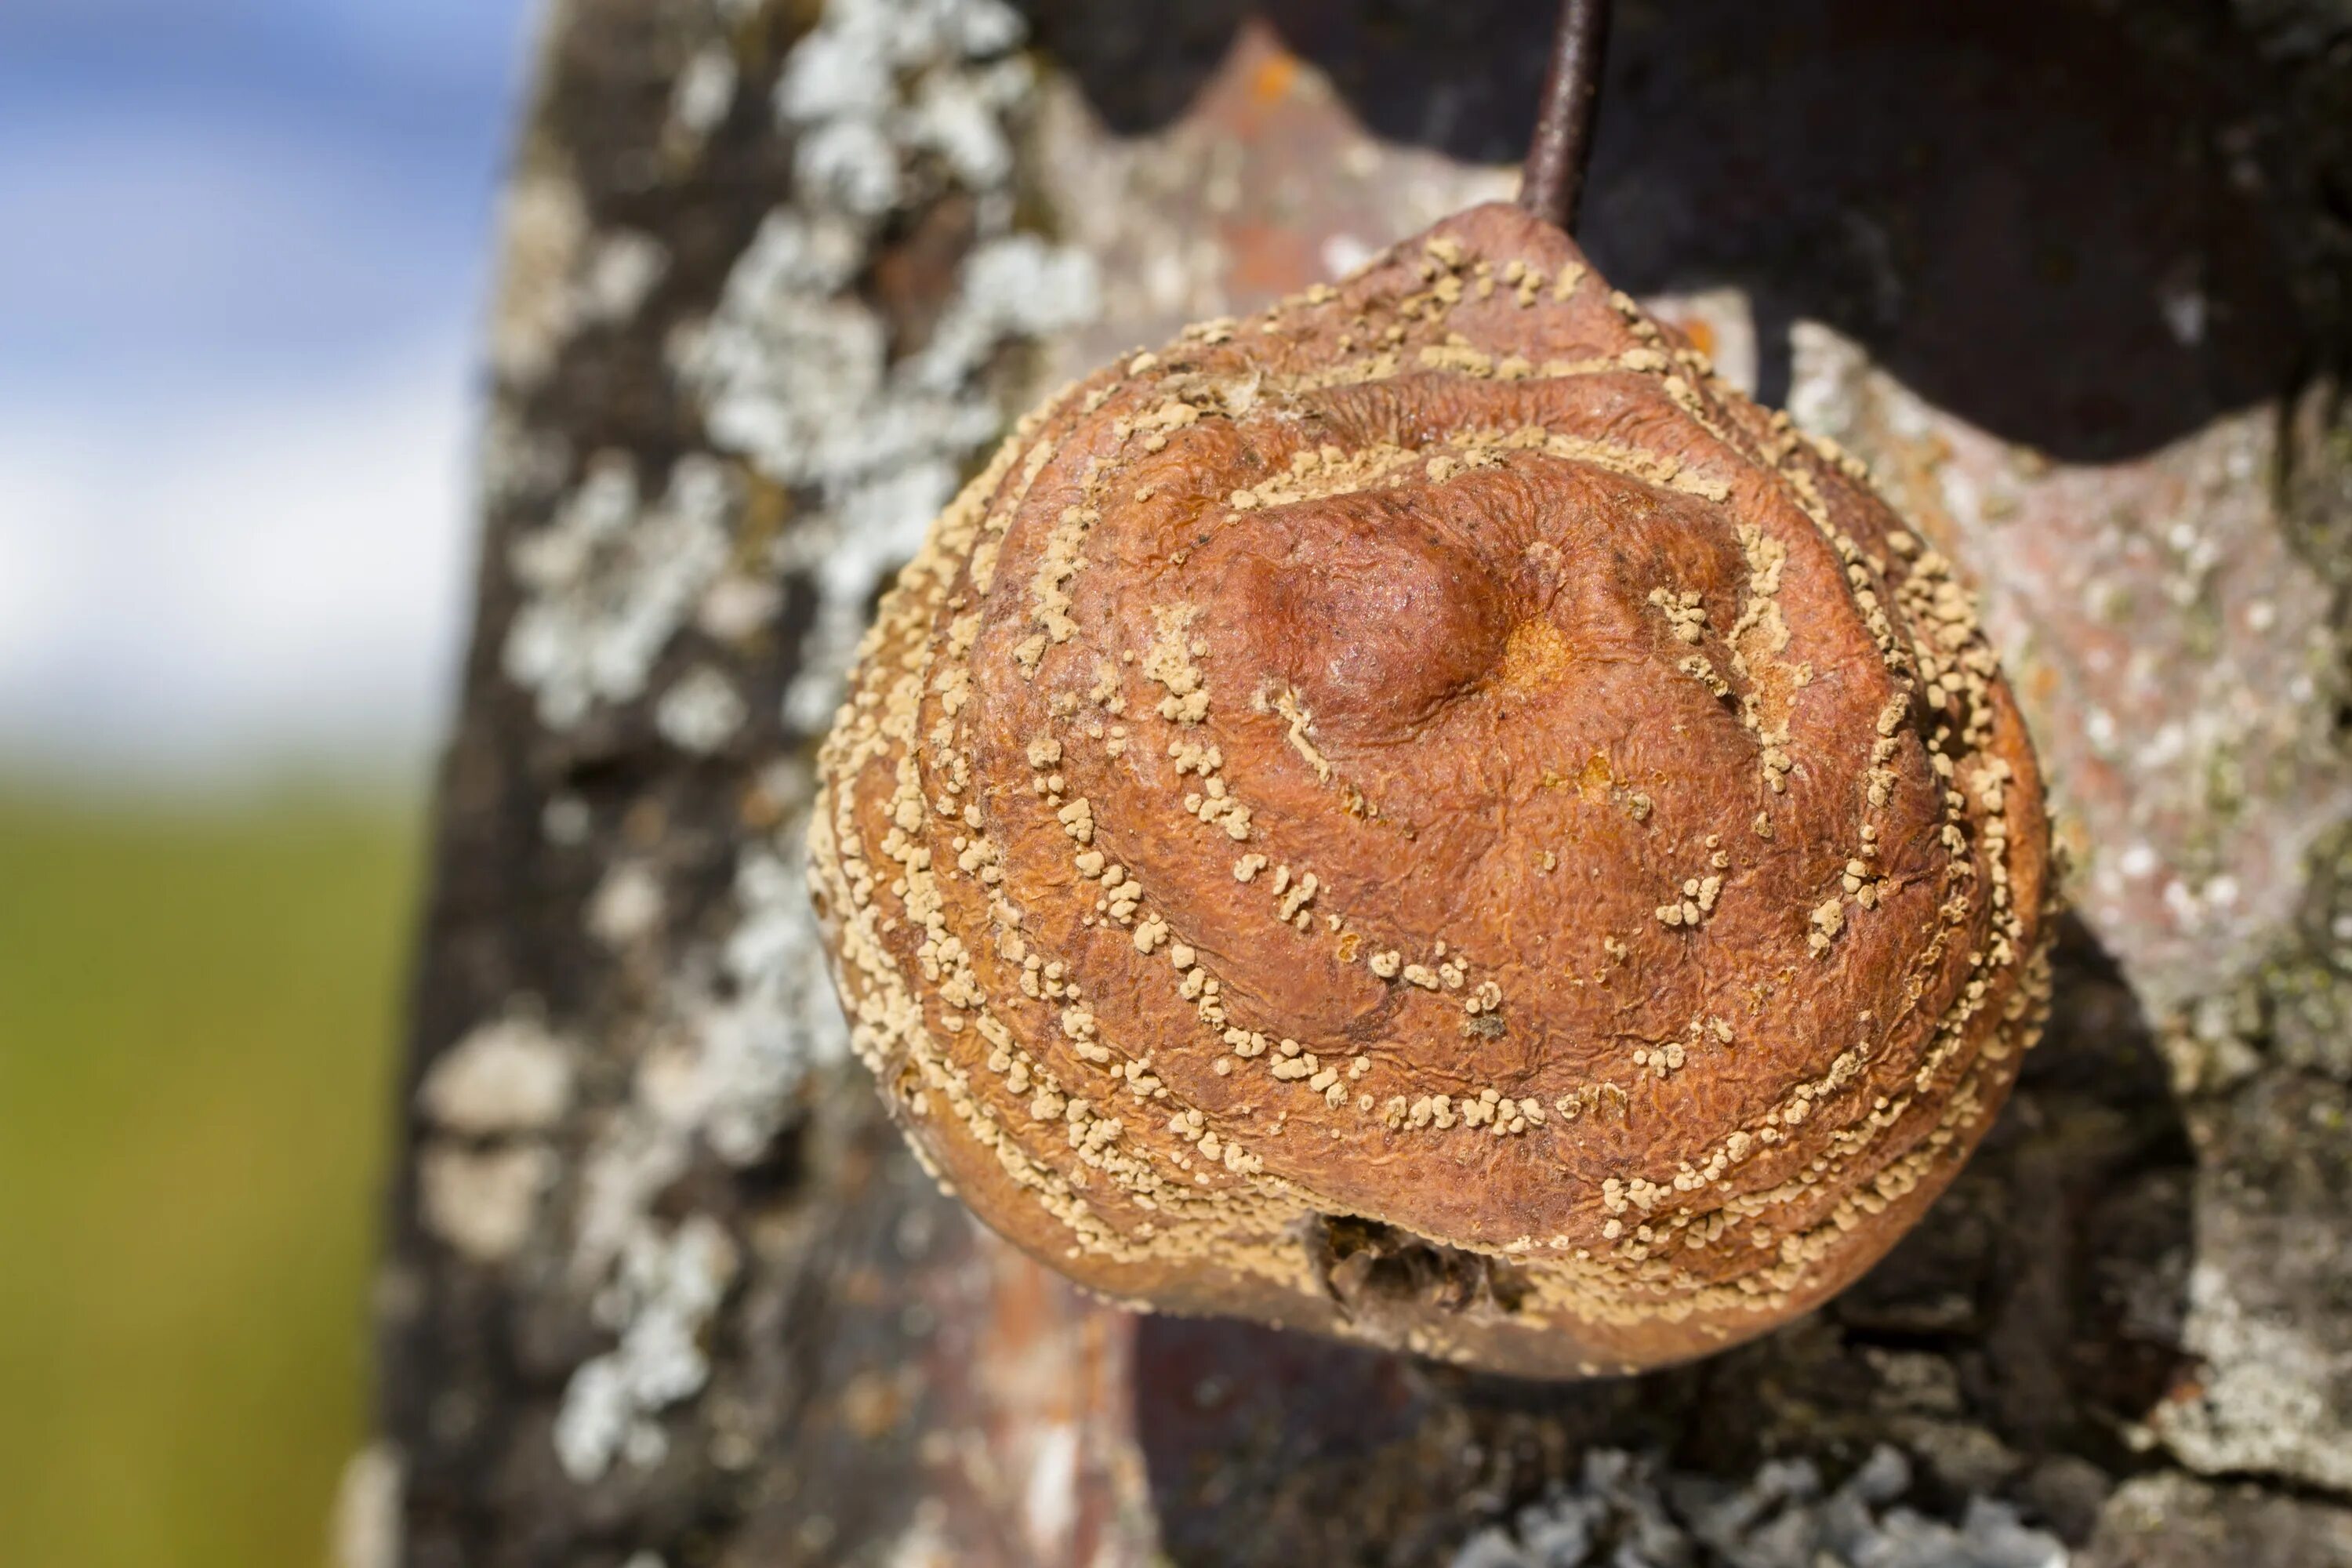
[808,203,2053,1377]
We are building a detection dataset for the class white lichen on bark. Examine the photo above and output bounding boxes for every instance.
[1449,1446,2067,1568]
[503,454,735,728]
[528,0,1102,1480]
[554,1217,741,1482]
[418,1013,575,1135]
[653,663,748,753]
[2154,1250,2352,1493]
[677,0,1099,733]
[414,1011,576,1263]
[419,1144,557,1264]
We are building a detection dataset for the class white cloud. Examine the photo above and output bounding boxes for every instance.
[0,449,77,676]
[0,340,479,781]
[0,49,509,787]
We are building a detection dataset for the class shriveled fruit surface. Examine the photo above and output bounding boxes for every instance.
[811,201,2052,1376]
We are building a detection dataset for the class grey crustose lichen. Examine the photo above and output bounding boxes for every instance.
[495,0,1103,1483]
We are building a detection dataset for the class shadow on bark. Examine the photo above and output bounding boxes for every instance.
[1020,0,2309,463]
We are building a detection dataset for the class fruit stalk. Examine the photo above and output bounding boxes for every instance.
[1518,0,1613,233]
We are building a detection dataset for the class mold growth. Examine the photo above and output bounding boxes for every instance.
[804,202,2051,1377]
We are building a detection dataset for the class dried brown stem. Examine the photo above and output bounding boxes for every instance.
[1518,0,1613,233]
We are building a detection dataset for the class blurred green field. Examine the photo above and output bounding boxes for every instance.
[0,783,421,1568]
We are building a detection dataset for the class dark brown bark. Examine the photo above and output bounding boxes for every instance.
[355,2,2352,1564]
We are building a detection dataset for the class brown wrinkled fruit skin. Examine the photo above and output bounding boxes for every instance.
[810,203,2053,1378]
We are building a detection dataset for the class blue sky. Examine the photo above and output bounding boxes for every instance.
[0,0,534,780]
[0,0,526,382]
